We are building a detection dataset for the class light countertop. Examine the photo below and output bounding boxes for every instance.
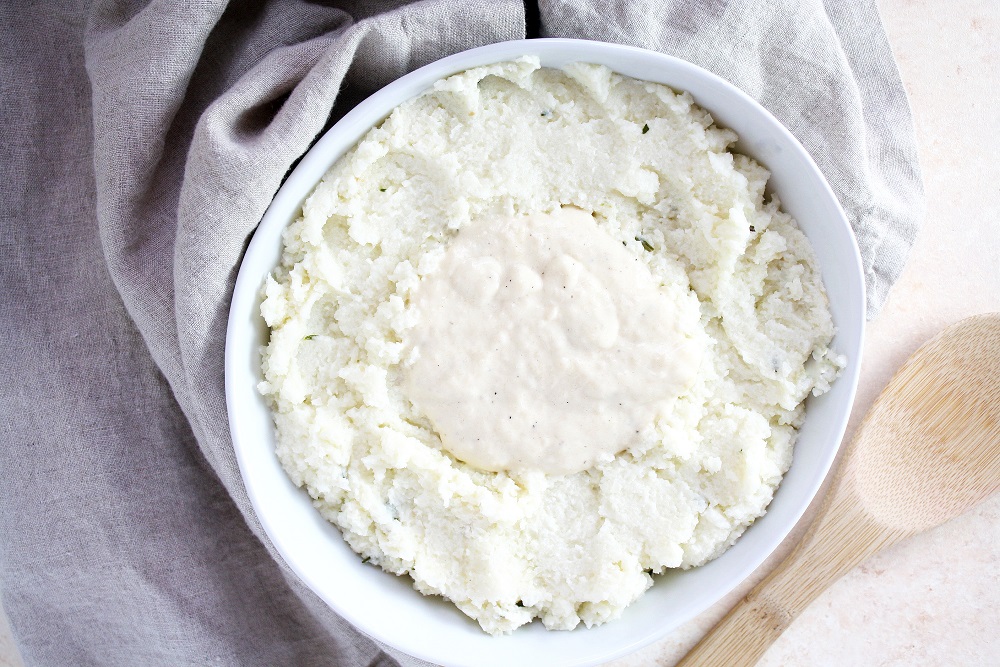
[612,1,1000,665]
[1,1,996,666]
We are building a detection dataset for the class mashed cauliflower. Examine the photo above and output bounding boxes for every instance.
[258,57,843,635]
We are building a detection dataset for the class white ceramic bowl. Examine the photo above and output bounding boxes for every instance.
[226,38,865,667]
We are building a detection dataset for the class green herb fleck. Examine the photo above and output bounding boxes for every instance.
[540,110,550,117]
[642,123,650,134]
[303,334,317,341]
[379,187,386,192]
[635,236,654,252]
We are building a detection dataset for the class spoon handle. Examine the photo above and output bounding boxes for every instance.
[675,471,907,667]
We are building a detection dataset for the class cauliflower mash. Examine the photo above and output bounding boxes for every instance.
[258,57,843,635]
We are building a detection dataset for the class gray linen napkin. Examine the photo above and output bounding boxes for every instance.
[0,1,922,665]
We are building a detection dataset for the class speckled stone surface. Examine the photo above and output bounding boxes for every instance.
[1,2,997,666]
[607,1,1000,665]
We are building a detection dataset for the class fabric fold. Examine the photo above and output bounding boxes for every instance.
[1,0,922,665]
[538,0,924,317]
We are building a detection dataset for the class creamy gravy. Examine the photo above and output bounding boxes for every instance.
[403,207,704,475]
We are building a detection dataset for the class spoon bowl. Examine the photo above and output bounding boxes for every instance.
[854,314,1000,533]
[678,312,1000,667]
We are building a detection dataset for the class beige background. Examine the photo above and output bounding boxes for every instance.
[2,0,997,665]
[611,1,1000,665]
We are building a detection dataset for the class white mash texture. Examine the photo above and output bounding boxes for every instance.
[259,58,843,635]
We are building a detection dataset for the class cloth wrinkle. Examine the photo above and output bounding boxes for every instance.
[1,0,922,665]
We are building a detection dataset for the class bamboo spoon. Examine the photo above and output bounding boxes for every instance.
[677,313,1000,667]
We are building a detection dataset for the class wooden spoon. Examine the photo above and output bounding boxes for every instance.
[677,313,1000,667]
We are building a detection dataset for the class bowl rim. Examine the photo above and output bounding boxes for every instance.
[225,37,865,667]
